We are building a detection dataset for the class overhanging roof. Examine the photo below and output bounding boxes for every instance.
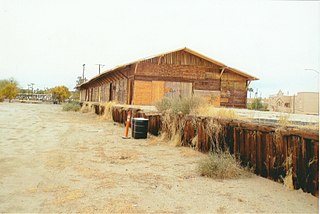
[79,47,259,88]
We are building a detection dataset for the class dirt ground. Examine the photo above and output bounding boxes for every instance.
[0,103,318,213]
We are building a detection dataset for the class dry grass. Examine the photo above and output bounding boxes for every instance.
[155,96,203,115]
[101,101,116,120]
[52,189,85,205]
[278,114,291,126]
[282,154,294,190]
[147,135,167,145]
[160,113,185,147]
[191,104,239,119]
[206,118,224,152]
[198,152,247,179]
[74,165,109,179]
[191,134,198,148]
[103,194,143,213]
[45,153,71,170]
[180,147,204,157]
[26,183,85,205]
[80,102,95,113]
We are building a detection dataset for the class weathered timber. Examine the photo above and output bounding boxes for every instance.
[108,105,319,196]
[79,48,256,107]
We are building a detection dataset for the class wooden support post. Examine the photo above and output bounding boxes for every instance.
[134,62,139,74]
[219,67,226,78]
[127,79,131,104]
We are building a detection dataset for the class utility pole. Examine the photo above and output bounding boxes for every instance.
[96,64,105,75]
[82,64,85,80]
[30,83,34,94]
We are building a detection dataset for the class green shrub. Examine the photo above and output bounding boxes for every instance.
[62,102,81,112]
[249,98,268,111]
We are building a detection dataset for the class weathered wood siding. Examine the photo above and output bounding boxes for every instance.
[133,50,248,107]
[79,49,253,107]
[80,78,128,104]
[221,71,247,108]
[132,80,193,105]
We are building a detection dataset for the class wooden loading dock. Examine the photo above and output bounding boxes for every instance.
[78,48,258,108]
[105,105,318,197]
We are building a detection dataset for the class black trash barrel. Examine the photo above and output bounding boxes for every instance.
[132,118,149,139]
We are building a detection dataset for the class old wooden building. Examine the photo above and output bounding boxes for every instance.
[79,48,258,108]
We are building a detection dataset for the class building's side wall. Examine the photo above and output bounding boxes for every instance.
[82,79,127,104]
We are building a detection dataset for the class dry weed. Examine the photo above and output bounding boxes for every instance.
[101,149,141,164]
[170,132,182,147]
[191,104,239,119]
[73,165,108,179]
[62,102,81,112]
[198,152,248,179]
[205,118,224,152]
[282,154,294,190]
[103,194,143,213]
[180,147,204,157]
[101,101,116,120]
[147,135,166,145]
[27,183,84,205]
[160,113,184,147]
[278,114,291,126]
[45,152,71,170]
[155,96,203,115]
[80,102,95,113]
[52,189,85,205]
[191,134,198,149]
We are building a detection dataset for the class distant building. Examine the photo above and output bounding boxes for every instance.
[263,90,319,115]
[267,90,293,113]
[294,92,319,115]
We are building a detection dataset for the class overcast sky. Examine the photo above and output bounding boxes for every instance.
[0,0,319,97]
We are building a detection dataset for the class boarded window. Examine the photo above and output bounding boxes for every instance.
[133,80,152,105]
[164,82,192,98]
[133,80,192,105]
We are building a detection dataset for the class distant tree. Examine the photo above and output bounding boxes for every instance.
[0,78,19,102]
[37,88,50,94]
[76,76,87,86]
[1,84,18,102]
[249,98,268,111]
[51,86,71,103]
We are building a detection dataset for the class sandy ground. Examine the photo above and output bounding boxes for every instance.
[0,102,318,213]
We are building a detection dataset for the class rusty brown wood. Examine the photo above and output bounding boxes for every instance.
[107,106,319,196]
[239,129,245,162]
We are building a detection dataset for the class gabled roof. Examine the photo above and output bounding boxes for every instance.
[79,47,258,87]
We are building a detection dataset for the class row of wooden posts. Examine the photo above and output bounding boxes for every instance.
[88,103,319,197]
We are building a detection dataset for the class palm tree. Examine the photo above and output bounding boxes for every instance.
[248,87,254,98]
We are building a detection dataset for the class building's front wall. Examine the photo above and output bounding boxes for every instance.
[132,50,248,107]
